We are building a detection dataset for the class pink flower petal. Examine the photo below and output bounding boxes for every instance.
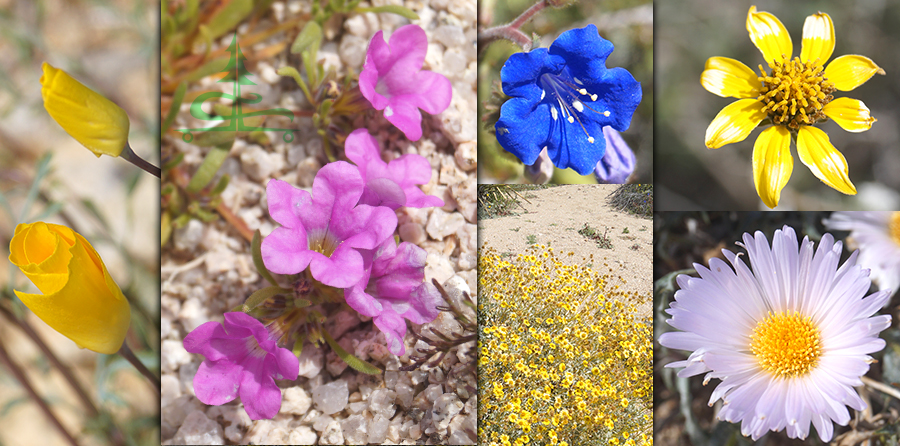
[411,70,452,115]
[193,357,242,406]
[260,226,315,275]
[373,310,407,356]
[384,99,423,141]
[266,179,311,229]
[238,363,283,420]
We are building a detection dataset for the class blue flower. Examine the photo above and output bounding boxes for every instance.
[594,126,636,183]
[495,25,642,175]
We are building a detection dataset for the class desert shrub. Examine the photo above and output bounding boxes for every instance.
[479,245,653,446]
[607,184,652,218]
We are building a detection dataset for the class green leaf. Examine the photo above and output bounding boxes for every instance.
[322,329,382,375]
[231,285,291,312]
[162,82,187,135]
[277,66,313,104]
[163,152,185,171]
[252,230,279,287]
[354,5,419,20]
[211,174,230,195]
[161,211,172,246]
[205,0,254,40]
[291,21,322,55]
[186,146,230,193]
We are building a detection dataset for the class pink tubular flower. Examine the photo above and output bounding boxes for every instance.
[344,128,444,210]
[261,162,398,288]
[183,312,299,420]
[345,238,442,355]
[359,24,452,141]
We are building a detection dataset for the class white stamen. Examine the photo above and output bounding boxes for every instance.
[541,90,545,100]
[578,88,588,95]
[567,116,574,124]
[590,94,598,101]
[551,106,558,121]
[572,101,584,112]
[385,106,394,117]
[588,136,595,143]
[603,111,610,117]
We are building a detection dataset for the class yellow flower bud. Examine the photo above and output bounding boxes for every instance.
[40,62,130,158]
[9,222,131,354]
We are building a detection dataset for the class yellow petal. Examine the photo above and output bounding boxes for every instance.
[796,126,856,195]
[747,6,792,64]
[701,57,762,98]
[823,97,876,133]
[824,55,885,91]
[9,222,131,354]
[752,126,793,208]
[40,63,130,158]
[705,99,767,149]
[800,12,834,65]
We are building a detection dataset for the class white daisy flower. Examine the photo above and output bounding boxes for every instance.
[824,211,900,300]
[659,225,891,442]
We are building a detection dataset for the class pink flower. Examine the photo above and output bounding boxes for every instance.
[344,128,444,210]
[261,162,397,288]
[359,24,452,141]
[183,312,299,420]
[345,238,442,355]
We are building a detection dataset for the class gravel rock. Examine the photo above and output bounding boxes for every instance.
[368,414,390,443]
[319,419,344,445]
[433,394,464,431]
[282,386,312,415]
[297,344,325,379]
[369,388,398,418]
[289,426,317,444]
[312,380,349,415]
[341,414,369,444]
[172,410,224,445]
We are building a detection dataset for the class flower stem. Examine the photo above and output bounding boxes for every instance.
[117,341,160,394]
[0,303,127,446]
[478,0,548,51]
[120,142,161,178]
[0,338,81,446]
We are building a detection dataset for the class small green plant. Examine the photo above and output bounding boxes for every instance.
[526,234,537,245]
[578,223,613,249]
[623,227,629,234]
[510,227,520,232]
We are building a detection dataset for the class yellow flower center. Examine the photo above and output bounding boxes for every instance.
[757,57,836,130]
[891,212,900,246]
[750,311,821,377]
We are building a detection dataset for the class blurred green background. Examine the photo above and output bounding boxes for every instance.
[656,0,900,210]
[0,0,159,445]
[478,0,652,184]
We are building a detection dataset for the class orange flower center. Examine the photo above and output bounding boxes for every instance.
[757,57,836,130]
[890,212,900,246]
[750,310,821,377]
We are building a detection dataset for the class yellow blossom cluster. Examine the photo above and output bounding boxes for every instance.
[479,245,653,446]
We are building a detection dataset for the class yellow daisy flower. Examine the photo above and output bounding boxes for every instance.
[701,6,884,208]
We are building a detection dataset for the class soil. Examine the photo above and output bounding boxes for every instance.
[478,184,653,316]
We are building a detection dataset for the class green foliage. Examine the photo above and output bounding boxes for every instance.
[578,224,613,249]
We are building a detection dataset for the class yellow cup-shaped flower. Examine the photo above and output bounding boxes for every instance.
[40,62,130,158]
[9,222,131,354]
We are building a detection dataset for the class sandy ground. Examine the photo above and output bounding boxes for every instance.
[478,184,653,315]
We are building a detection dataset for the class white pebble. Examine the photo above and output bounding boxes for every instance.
[312,380,349,415]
